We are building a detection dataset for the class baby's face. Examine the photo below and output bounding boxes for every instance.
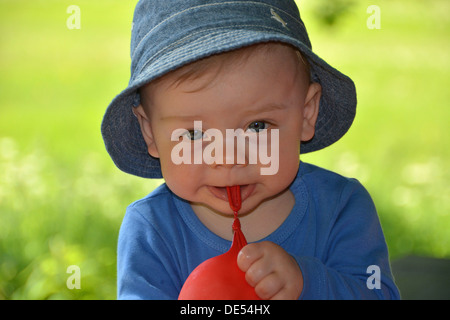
[137,44,320,215]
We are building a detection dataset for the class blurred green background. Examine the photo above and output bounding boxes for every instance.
[0,0,448,299]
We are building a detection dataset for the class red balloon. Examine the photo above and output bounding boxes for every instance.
[178,186,260,300]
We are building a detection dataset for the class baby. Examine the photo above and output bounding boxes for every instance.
[101,0,400,300]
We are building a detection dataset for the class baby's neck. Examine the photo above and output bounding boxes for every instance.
[191,189,295,242]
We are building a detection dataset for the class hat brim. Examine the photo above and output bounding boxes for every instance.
[102,22,356,179]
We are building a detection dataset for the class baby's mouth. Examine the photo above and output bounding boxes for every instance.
[208,184,255,203]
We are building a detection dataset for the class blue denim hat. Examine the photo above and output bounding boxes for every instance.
[101,0,357,179]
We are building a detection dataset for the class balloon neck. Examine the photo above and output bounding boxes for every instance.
[232,211,240,231]
[231,213,247,253]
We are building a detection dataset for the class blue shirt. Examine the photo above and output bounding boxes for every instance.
[117,162,400,299]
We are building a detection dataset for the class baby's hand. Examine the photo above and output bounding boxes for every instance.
[237,241,303,300]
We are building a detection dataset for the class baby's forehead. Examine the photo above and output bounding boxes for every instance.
[142,42,307,96]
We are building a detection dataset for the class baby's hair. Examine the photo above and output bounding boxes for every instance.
[296,50,311,83]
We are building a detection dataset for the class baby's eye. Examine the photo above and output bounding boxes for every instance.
[246,121,268,133]
[183,129,204,141]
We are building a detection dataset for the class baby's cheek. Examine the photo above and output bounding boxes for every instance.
[269,152,299,187]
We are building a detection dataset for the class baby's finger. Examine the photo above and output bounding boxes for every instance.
[244,255,273,287]
[254,272,283,300]
[269,287,293,300]
[237,243,264,272]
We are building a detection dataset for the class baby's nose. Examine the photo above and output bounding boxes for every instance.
[208,133,249,168]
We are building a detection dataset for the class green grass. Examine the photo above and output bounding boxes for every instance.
[0,0,449,299]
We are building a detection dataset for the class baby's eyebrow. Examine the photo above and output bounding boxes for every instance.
[160,104,286,122]
[242,103,287,116]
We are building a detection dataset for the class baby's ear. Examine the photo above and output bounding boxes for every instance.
[301,82,322,142]
[133,105,160,158]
